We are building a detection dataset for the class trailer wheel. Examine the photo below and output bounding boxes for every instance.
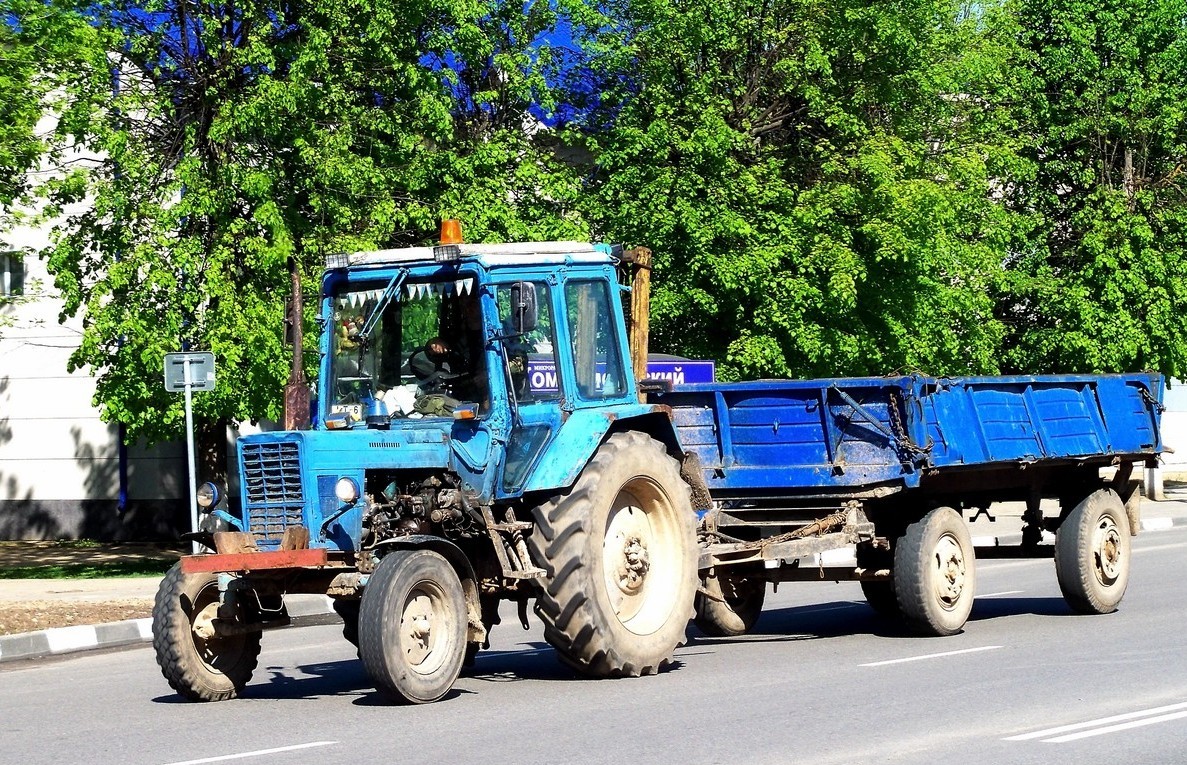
[694,574,765,637]
[358,549,467,704]
[529,432,698,677]
[152,562,261,702]
[856,545,900,617]
[894,507,976,636]
[332,598,360,647]
[1055,488,1131,614]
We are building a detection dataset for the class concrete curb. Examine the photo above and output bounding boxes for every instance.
[0,595,336,665]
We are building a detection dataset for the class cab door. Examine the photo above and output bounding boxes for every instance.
[493,279,566,497]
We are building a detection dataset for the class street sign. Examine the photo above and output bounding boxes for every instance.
[164,351,216,554]
[164,352,216,392]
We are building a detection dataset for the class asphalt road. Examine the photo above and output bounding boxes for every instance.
[3,526,1186,765]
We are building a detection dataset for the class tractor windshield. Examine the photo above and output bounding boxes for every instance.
[328,276,488,422]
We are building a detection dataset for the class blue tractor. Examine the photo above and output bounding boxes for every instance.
[153,231,700,703]
[152,226,1163,704]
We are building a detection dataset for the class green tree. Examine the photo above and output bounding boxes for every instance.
[1,1,104,331]
[997,0,1187,377]
[28,0,585,443]
[569,0,1024,380]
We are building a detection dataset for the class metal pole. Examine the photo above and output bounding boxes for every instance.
[184,359,199,554]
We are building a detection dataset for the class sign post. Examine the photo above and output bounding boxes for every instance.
[164,352,216,554]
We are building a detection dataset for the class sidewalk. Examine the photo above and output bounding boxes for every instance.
[3,492,1187,666]
[0,544,335,665]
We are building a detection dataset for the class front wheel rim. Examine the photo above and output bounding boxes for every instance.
[187,581,249,673]
[399,583,449,675]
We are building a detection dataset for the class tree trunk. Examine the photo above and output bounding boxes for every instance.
[1124,147,1136,212]
[197,418,229,487]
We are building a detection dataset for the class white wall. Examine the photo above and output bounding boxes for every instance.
[0,116,187,540]
[1158,382,1187,480]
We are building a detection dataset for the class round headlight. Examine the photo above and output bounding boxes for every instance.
[196,481,221,510]
[335,477,360,504]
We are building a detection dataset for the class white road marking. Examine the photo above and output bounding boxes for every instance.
[160,741,337,765]
[797,603,861,614]
[859,645,1002,667]
[476,647,551,660]
[1045,711,1187,743]
[976,590,1023,598]
[1141,517,1174,532]
[1005,701,1187,743]
[1133,541,1187,555]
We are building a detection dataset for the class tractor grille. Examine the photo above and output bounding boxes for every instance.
[241,441,305,546]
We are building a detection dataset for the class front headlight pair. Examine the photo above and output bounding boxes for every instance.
[198,477,360,512]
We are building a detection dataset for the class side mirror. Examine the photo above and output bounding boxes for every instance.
[509,282,538,334]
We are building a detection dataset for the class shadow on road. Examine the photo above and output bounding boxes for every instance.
[462,640,688,685]
[690,593,1079,649]
[690,599,907,647]
[970,595,1073,621]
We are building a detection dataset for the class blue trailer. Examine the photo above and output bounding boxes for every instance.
[653,374,1161,635]
[151,230,1164,705]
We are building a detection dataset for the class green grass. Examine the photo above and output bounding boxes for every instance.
[0,558,176,579]
[48,539,104,550]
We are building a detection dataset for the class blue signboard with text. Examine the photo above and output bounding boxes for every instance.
[526,358,714,393]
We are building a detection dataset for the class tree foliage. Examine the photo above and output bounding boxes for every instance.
[22,0,585,442]
[565,0,1024,380]
[6,0,1187,441]
[996,0,1187,377]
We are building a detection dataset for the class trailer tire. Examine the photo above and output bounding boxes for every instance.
[860,581,901,618]
[529,432,698,677]
[894,507,975,636]
[694,574,765,637]
[856,545,900,618]
[358,549,467,704]
[1055,488,1131,614]
[152,562,261,702]
[332,598,360,647]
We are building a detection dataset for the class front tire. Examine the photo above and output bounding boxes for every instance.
[893,507,976,636]
[152,562,261,702]
[358,550,467,704]
[1055,488,1131,614]
[529,432,698,677]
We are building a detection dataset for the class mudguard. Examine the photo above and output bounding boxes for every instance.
[520,403,676,494]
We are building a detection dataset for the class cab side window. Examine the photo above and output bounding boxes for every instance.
[565,280,626,399]
[497,282,559,402]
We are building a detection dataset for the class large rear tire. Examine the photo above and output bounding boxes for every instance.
[694,574,765,637]
[893,507,976,636]
[1055,488,1131,614]
[529,432,698,677]
[358,549,467,704]
[152,562,261,702]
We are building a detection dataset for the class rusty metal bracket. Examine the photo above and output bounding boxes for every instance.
[481,506,545,579]
[181,547,328,574]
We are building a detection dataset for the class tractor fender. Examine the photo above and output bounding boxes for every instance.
[520,404,680,494]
